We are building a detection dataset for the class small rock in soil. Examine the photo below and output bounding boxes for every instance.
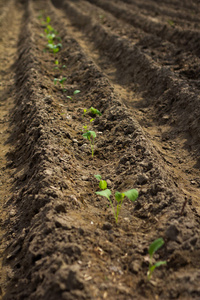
[137,174,148,185]
[165,224,179,241]
[102,222,112,231]
[129,260,141,274]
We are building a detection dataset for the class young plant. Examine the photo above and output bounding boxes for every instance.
[95,188,138,223]
[94,174,107,190]
[82,125,88,133]
[147,238,166,280]
[82,130,96,157]
[67,90,81,101]
[90,107,102,116]
[83,107,102,117]
[46,43,62,54]
[54,77,67,88]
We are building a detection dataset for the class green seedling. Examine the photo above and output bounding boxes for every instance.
[46,16,51,24]
[46,43,62,54]
[54,77,67,89]
[54,60,59,69]
[82,130,96,157]
[83,107,102,117]
[96,188,138,223]
[167,19,175,27]
[147,238,166,281]
[94,174,107,190]
[90,107,102,116]
[44,25,58,35]
[38,10,44,19]
[67,90,81,101]
[90,118,95,123]
[82,125,88,133]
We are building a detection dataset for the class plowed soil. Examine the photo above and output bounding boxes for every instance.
[0,0,200,299]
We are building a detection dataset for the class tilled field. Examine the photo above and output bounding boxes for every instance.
[0,0,200,299]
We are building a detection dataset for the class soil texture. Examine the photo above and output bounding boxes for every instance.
[0,0,200,299]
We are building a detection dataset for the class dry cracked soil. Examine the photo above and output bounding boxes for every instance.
[0,0,200,299]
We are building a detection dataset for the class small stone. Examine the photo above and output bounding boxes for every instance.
[80,144,88,151]
[54,216,71,230]
[137,174,148,185]
[81,175,89,181]
[165,224,179,241]
[106,179,112,186]
[129,261,141,274]
[102,222,112,231]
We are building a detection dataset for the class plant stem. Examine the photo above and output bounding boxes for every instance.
[108,198,117,222]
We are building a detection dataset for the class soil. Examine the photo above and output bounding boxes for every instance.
[0,0,200,299]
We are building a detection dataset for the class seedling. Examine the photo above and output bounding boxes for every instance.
[44,25,58,35]
[82,130,96,157]
[83,107,102,117]
[96,188,138,223]
[147,238,166,280]
[38,11,44,19]
[82,125,88,133]
[46,16,51,24]
[167,19,175,27]
[54,77,67,89]
[46,43,62,54]
[90,107,102,116]
[67,90,81,101]
[94,174,107,190]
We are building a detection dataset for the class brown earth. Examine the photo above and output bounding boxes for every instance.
[0,0,200,299]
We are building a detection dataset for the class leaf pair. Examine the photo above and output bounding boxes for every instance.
[147,238,167,280]
[82,131,96,158]
[94,174,107,190]
[95,185,138,223]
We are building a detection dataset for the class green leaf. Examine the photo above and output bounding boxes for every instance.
[73,90,80,95]
[90,107,102,116]
[115,191,124,202]
[90,118,95,123]
[96,189,112,200]
[67,96,72,100]
[54,78,58,85]
[94,174,102,181]
[82,131,96,140]
[99,180,107,190]
[46,16,51,24]
[124,189,138,202]
[90,131,96,138]
[149,238,165,257]
[55,60,59,65]
[154,261,167,268]
[59,77,67,84]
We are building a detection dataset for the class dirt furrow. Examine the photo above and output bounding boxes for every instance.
[120,0,200,26]
[52,0,200,159]
[0,1,24,298]
[1,0,200,299]
[87,0,200,56]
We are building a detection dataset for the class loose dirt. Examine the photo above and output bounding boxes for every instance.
[0,0,200,299]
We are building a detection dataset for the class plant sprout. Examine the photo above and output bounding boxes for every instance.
[46,43,62,54]
[54,77,67,88]
[82,125,88,133]
[94,174,107,190]
[147,238,166,280]
[82,130,96,157]
[90,107,102,116]
[83,107,102,117]
[67,90,81,101]
[96,188,138,223]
